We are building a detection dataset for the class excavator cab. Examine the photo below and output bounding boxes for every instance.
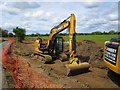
[54,37,68,61]
[54,37,64,54]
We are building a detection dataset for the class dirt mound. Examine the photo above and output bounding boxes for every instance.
[77,40,105,68]
[11,38,35,57]
[12,39,105,68]
[64,40,105,68]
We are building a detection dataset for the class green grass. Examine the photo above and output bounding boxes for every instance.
[27,36,48,39]
[80,35,119,42]
[26,34,119,44]
[63,34,119,43]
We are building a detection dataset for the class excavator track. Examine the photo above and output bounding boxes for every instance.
[59,53,68,61]
[33,52,52,63]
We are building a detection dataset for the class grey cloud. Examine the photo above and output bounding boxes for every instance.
[5,2,40,9]
[8,12,18,15]
[103,3,118,15]
[0,4,21,15]
[1,2,40,15]
[102,3,118,22]
[39,18,48,22]
[107,14,118,21]
[78,18,107,28]
[4,10,20,15]
[83,2,100,8]
[109,18,118,21]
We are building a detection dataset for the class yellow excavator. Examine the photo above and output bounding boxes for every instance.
[104,38,120,75]
[34,14,90,76]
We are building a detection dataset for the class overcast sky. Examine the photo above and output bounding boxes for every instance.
[0,0,119,34]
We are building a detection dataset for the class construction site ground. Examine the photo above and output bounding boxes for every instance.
[10,37,120,88]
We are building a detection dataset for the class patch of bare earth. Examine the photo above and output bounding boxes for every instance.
[11,38,120,88]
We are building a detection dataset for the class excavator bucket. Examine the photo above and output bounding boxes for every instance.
[66,62,90,76]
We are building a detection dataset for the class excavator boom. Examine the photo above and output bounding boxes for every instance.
[46,21,70,49]
[46,14,77,59]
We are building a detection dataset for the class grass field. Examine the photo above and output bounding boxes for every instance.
[63,34,119,43]
[27,34,119,44]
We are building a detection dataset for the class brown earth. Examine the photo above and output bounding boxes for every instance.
[10,38,120,88]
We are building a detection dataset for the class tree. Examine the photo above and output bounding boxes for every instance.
[92,31,102,35]
[103,31,109,35]
[13,27,26,42]
[118,32,120,35]
[30,34,35,37]
[109,30,115,34]
[0,27,8,37]
[36,33,40,37]
[8,33,14,37]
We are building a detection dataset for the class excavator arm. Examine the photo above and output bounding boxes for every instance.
[46,20,70,49]
[46,14,77,60]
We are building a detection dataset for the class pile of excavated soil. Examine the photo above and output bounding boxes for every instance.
[64,40,105,68]
[11,38,35,57]
[10,38,120,88]
[12,38,105,68]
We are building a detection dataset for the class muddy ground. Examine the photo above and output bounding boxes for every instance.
[11,38,120,88]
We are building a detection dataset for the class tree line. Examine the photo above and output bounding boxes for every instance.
[1,27,26,42]
[27,30,120,37]
[1,26,120,42]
